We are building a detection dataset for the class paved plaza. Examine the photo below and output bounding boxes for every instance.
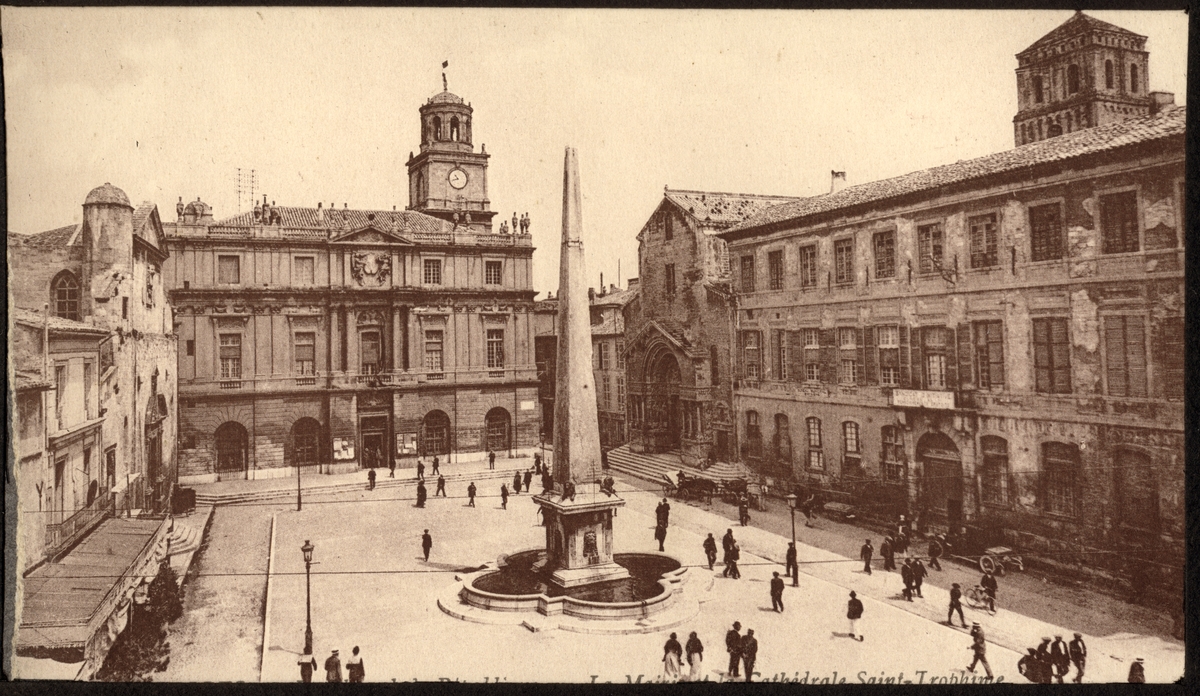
[256,475,1183,683]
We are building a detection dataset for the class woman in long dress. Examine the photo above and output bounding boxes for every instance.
[662,633,683,681]
[685,632,704,682]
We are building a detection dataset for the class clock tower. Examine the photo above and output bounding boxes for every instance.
[406,85,496,234]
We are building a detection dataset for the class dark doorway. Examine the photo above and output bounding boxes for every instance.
[715,430,730,462]
[917,431,962,525]
[360,415,388,469]
[646,351,681,453]
[215,421,249,481]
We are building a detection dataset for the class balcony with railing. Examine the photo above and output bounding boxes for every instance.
[45,491,115,559]
[182,366,540,395]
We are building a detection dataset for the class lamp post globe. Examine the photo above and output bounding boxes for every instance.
[301,540,315,654]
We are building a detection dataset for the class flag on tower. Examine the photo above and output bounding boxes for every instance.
[442,60,449,69]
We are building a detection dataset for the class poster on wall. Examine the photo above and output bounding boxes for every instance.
[333,437,355,461]
[396,433,417,456]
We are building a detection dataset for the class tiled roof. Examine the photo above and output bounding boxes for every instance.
[1020,11,1144,57]
[664,189,806,227]
[132,202,154,236]
[592,286,635,308]
[211,206,455,235]
[10,224,78,250]
[726,106,1185,237]
[11,307,110,335]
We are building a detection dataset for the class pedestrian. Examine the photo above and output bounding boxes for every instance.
[467,481,477,507]
[533,452,542,475]
[770,571,785,612]
[912,557,927,598]
[1017,648,1040,683]
[722,530,736,576]
[662,632,683,682]
[980,569,998,613]
[488,450,496,470]
[727,543,741,579]
[523,470,533,492]
[1128,657,1145,683]
[655,522,667,552]
[324,649,342,682]
[346,646,365,683]
[860,538,873,575]
[656,498,671,527]
[740,629,758,682]
[500,483,509,509]
[431,457,440,476]
[928,535,943,571]
[685,631,703,682]
[724,622,742,678]
[900,558,914,601]
[435,474,446,497]
[298,651,317,683]
[1068,633,1087,683]
[367,467,376,491]
[846,590,864,641]
[513,470,523,494]
[1035,637,1053,683]
[703,533,718,570]
[947,583,966,627]
[786,542,798,586]
[421,529,432,561]
[1050,634,1070,683]
[388,456,396,479]
[966,623,992,678]
[801,494,816,527]
[417,460,425,482]
[881,536,895,572]
[738,498,750,527]
[415,480,427,508]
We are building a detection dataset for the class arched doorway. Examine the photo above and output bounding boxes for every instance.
[291,418,322,470]
[917,431,963,530]
[215,421,249,481]
[645,350,681,453]
[421,410,451,458]
[485,408,511,453]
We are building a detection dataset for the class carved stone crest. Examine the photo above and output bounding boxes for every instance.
[351,251,392,286]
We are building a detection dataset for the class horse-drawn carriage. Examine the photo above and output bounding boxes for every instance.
[661,472,718,503]
[719,477,749,504]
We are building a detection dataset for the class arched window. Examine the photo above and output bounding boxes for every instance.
[432,116,442,141]
[1115,448,1158,532]
[414,172,424,207]
[292,417,322,468]
[1033,75,1044,103]
[215,422,249,474]
[450,116,460,142]
[421,410,451,457]
[1041,442,1079,517]
[52,271,80,321]
[979,436,1009,506]
[1129,64,1139,93]
[485,408,511,452]
[806,417,823,470]
[1067,64,1080,94]
[744,410,762,459]
[1105,60,1114,89]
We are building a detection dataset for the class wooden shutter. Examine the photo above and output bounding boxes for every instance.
[1125,317,1147,398]
[856,328,866,384]
[898,325,911,387]
[1105,318,1127,396]
[1049,318,1072,394]
[1156,316,1184,400]
[957,322,974,390]
[734,331,745,380]
[944,327,959,390]
[820,329,837,384]
[909,326,925,389]
[1033,319,1052,393]
[863,326,877,385]
[788,330,805,382]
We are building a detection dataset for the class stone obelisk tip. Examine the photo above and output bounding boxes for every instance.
[561,147,582,243]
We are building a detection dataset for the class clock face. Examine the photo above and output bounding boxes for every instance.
[448,168,468,190]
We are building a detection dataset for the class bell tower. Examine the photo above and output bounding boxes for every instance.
[406,78,495,233]
[1013,11,1160,147]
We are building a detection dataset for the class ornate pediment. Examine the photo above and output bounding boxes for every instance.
[330,225,414,245]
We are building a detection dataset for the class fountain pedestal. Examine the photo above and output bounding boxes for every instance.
[533,489,629,588]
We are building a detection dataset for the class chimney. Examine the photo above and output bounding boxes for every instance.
[1149,91,1175,115]
[830,171,847,194]
[627,278,640,292]
[317,202,324,223]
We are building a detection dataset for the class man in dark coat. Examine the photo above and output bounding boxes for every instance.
[928,536,943,571]
[488,450,496,470]
[1128,657,1145,683]
[980,570,998,613]
[786,542,798,586]
[388,456,396,478]
[523,470,533,493]
[513,470,523,494]
[1035,637,1053,683]
[947,583,966,627]
[655,522,667,552]
[367,467,376,490]
[431,456,440,476]
[415,481,427,508]
[1018,648,1040,683]
[435,474,446,497]
[324,649,342,682]
[738,499,750,527]
[1050,635,1070,683]
[298,652,317,683]
[657,499,671,527]
[421,529,432,561]
[416,460,425,482]
[900,558,914,601]
[724,622,742,678]
[912,557,927,598]
[1068,633,1087,683]
[770,571,785,612]
[847,590,864,640]
[726,543,741,579]
[500,483,509,509]
[467,481,477,507]
[860,539,873,575]
[740,630,758,682]
[703,534,718,570]
[966,622,992,678]
[880,536,895,572]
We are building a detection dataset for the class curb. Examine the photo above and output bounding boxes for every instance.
[260,511,277,682]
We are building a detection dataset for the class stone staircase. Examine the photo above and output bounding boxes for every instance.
[605,445,750,488]
[194,468,524,507]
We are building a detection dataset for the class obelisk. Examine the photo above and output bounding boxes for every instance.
[533,147,629,588]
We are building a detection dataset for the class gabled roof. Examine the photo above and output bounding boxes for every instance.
[212,206,455,235]
[132,202,167,257]
[663,188,806,227]
[11,307,109,336]
[725,106,1185,239]
[329,225,415,245]
[1019,11,1145,58]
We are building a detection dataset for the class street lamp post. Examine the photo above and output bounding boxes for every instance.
[301,540,314,655]
[296,463,303,512]
[786,493,797,544]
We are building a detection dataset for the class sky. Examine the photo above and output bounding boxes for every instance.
[2,8,1189,296]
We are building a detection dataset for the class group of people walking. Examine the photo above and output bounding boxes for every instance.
[299,647,366,683]
[1017,634,1090,683]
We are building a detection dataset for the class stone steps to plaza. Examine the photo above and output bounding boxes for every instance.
[605,445,750,490]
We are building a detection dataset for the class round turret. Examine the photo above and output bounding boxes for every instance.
[84,182,132,208]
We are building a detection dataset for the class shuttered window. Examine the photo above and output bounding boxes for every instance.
[980,436,1009,506]
[834,239,854,284]
[802,329,820,382]
[1158,316,1183,401]
[799,245,817,287]
[1029,203,1063,261]
[1104,316,1147,397]
[294,332,315,375]
[768,251,784,290]
[742,331,761,379]
[1099,191,1140,254]
[877,325,900,385]
[1033,317,1072,394]
[873,231,896,279]
[740,256,756,293]
[219,334,242,379]
[968,213,999,268]
[774,331,788,380]
[917,223,944,274]
[360,331,381,374]
[922,327,952,389]
[973,321,1005,389]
